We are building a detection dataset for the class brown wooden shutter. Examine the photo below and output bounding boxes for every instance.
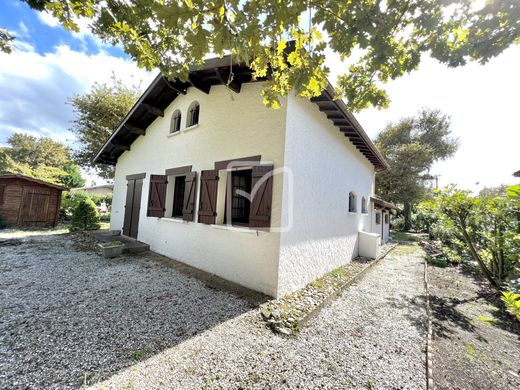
[249,165,274,229]
[123,179,135,235]
[198,169,219,224]
[0,185,5,205]
[182,171,197,222]
[147,174,167,217]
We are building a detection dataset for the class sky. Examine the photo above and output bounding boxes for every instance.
[1,0,519,190]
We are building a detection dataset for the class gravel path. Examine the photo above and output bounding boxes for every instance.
[90,243,427,389]
[0,233,252,389]
[1,232,427,389]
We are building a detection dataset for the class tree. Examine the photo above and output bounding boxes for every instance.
[68,76,140,179]
[0,133,85,187]
[59,162,86,188]
[8,0,517,112]
[6,133,70,169]
[69,198,100,232]
[423,186,520,289]
[375,109,459,230]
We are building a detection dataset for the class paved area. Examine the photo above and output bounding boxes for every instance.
[0,232,427,389]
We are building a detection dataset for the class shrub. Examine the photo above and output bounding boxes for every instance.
[426,254,449,268]
[60,191,90,221]
[501,291,520,320]
[69,198,101,232]
[391,216,405,231]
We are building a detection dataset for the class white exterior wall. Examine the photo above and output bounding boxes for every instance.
[277,94,376,296]
[111,83,287,296]
[370,206,390,243]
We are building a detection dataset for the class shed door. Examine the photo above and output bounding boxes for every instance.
[20,187,50,226]
[123,178,143,239]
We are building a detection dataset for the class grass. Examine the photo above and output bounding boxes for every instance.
[391,230,427,242]
[130,349,148,361]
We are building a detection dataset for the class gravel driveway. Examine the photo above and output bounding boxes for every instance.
[0,232,253,389]
[1,232,427,390]
[91,243,427,389]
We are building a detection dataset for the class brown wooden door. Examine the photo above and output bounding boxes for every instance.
[19,187,50,227]
[123,178,143,238]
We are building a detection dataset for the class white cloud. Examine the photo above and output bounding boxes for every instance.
[37,11,60,28]
[326,47,520,192]
[0,42,153,148]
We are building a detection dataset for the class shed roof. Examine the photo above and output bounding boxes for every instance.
[93,55,389,172]
[0,174,68,191]
[514,170,520,177]
[370,196,398,210]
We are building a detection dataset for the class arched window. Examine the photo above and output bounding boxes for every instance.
[348,192,357,213]
[171,110,181,133]
[187,101,200,127]
[361,196,367,213]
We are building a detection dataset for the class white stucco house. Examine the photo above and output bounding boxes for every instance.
[94,56,395,297]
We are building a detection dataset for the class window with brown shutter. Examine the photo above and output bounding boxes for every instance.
[147,175,168,217]
[198,170,219,224]
[0,185,5,205]
[182,171,197,221]
[249,165,273,229]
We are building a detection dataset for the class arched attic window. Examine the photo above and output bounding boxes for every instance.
[171,109,181,133]
[187,101,200,127]
[361,196,367,213]
[348,192,357,213]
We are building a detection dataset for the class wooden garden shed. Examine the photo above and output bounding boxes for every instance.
[0,174,67,228]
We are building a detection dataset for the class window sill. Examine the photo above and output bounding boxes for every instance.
[167,131,180,138]
[183,124,199,132]
[209,224,268,235]
[348,212,358,215]
[161,217,186,224]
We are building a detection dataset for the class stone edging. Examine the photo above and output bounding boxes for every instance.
[300,243,398,328]
[424,259,434,390]
[262,243,398,335]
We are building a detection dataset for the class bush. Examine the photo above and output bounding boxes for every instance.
[60,191,90,221]
[391,216,405,231]
[69,198,101,232]
[426,254,449,267]
[501,291,520,320]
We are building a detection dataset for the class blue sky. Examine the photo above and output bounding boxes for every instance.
[1,0,519,189]
[0,0,152,153]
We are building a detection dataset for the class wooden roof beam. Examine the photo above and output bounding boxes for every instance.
[189,74,212,94]
[111,143,130,151]
[124,124,146,136]
[214,68,242,93]
[142,103,164,117]
[162,77,188,95]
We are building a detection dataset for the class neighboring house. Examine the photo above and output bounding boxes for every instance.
[0,174,67,228]
[74,184,113,197]
[94,56,391,297]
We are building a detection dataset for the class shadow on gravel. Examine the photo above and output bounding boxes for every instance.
[385,295,428,334]
[0,235,268,389]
